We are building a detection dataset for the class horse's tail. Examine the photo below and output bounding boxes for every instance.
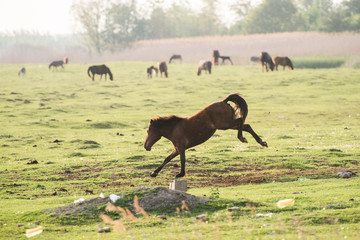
[223,93,248,122]
[87,67,92,78]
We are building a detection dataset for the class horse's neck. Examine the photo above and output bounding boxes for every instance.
[158,119,184,140]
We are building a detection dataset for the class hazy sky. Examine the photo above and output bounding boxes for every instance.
[0,0,239,35]
[0,0,341,35]
[0,0,75,35]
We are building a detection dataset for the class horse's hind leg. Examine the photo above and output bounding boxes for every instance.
[235,118,247,143]
[224,118,247,143]
[243,124,267,147]
[151,150,179,177]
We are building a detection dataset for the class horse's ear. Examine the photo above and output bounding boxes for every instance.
[150,119,153,124]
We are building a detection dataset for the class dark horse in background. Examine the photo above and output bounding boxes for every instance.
[158,62,168,78]
[260,52,275,72]
[197,60,212,76]
[144,93,268,178]
[219,56,233,65]
[274,56,294,71]
[49,60,64,71]
[87,64,113,81]
[169,54,182,64]
[147,66,158,78]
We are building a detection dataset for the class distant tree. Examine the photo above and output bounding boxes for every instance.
[146,7,170,39]
[71,0,106,55]
[197,0,224,36]
[322,9,349,32]
[229,0,253,34]
[295,0,334,31]
[244,0,299,34]
[165,3,199,37]
[104,0,138,50]
[343,0,360,31]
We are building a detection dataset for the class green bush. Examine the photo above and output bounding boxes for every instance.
[293,57,345,69]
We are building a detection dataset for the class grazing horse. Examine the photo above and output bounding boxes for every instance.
[212,50,220,65]
[144,93,268,178]
[87,64,113,81]
[274,56,294,71]
[169,54,182,64]
[250,56,260,63]
[219,56,233,65]
[260,52,275,72]
[197,60,212,76]
[18,67,26,78]
[158,62,168,78]
[147,66,158,78]
[49,60,64,71]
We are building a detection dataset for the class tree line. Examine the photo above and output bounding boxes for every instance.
[71,0,360,55]
[1,0,359,56]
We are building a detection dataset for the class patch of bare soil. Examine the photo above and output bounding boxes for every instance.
[48,187,208,217]
[187,166,358,188]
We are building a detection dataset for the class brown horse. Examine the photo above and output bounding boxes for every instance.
[260,52,275,72]
[63,57,69,64]
[212,50,220,65]
[18,67,26,78]
[274,56,294,70]
[144,93,268,178]
[87,64,113,81]
[197,60,212,76]
[158,62,168,78]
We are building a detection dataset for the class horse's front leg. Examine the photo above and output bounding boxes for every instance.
[243,124,268,147]
[151,150,178,177]
[175,148,186,178]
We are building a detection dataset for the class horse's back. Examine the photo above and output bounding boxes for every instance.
[191,101,233,124]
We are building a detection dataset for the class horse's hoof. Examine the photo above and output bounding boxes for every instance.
[262,141,268,147]
[150,172,158,177]
[240,137,248,143]
[175,173,185,178]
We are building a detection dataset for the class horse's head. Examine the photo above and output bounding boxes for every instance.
[144,119,162,151]
[269,62,275,71]
[197,67,201,76]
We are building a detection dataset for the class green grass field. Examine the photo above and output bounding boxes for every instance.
[0,61,359,239]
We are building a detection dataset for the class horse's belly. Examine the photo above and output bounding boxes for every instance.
[185,126,216,148]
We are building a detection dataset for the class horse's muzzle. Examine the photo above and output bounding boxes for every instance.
[144,144,151,151]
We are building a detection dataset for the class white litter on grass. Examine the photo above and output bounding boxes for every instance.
[277,198,295,208]
[256,213,273,217]
[99,193,105,198]
[109,194,121,203]
[74,198,85,204]
[26,226,43,238]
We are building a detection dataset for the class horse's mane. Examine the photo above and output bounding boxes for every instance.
[151,115,184,128]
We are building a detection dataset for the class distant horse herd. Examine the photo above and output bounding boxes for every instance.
[252,52,294,72]
[17,50,293,82]
[13,49,296,178]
